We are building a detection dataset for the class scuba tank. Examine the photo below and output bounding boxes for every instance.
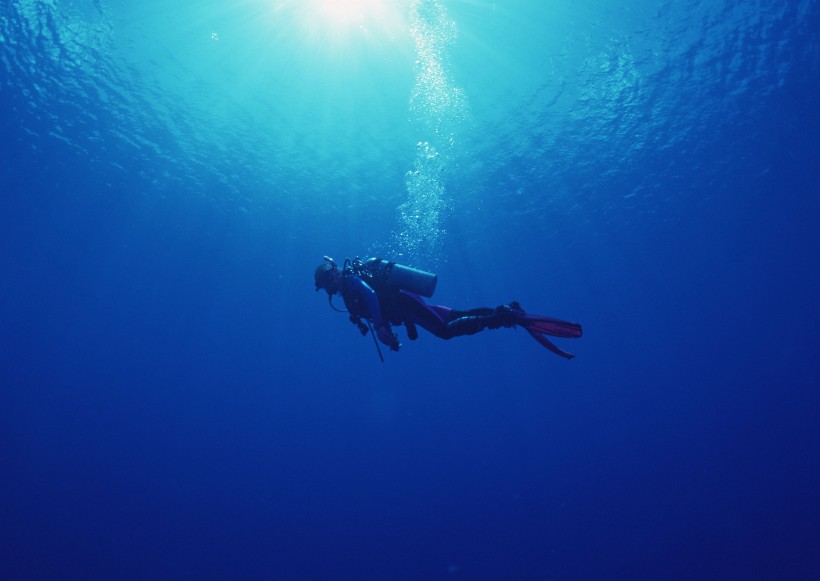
[363,257,438,298]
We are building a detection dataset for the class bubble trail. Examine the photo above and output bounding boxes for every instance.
[394,0,467,265]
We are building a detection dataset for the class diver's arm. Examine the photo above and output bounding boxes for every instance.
[346,277,400,350]
[346,276,384,328]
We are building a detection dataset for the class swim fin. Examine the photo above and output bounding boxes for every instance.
[525,328,578,359]
[504,303,582,359]
[516,313,583,339]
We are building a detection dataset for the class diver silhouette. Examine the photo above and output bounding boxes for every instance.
[314,256,582,361]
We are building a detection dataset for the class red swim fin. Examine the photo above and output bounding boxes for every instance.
[526,329,576,359]
[519,314,583,338]
[506,306,581,358]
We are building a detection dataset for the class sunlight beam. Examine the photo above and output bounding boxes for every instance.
[269,0,408,46]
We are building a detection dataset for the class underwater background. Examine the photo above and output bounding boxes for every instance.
[2,0,819,579]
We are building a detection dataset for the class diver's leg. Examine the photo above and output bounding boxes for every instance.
[395,292,449,337]
[398,292,521,340]
[441,306,518,338]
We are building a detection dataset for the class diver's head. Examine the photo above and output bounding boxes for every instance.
[314,256,340,294]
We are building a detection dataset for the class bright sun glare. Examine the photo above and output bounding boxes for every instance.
[272,0,408,45]
[318,0,371,25]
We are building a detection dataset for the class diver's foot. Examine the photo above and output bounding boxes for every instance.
[495,302,525,327]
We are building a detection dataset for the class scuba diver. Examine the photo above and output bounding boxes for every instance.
[314,256,582,361]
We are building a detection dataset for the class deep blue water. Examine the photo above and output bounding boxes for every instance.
[2,0,819,579]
